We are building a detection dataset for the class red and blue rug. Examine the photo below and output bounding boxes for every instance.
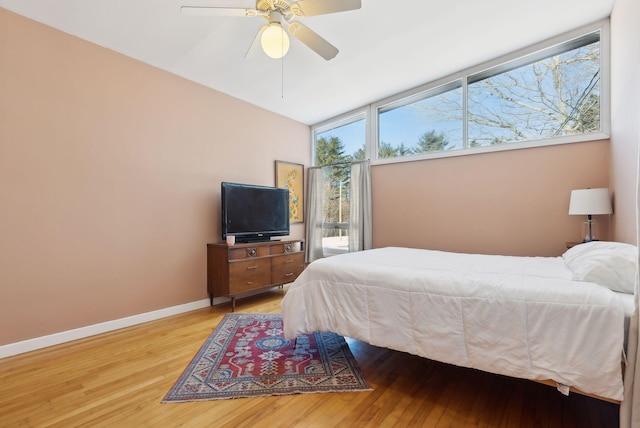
[162,313,371,402]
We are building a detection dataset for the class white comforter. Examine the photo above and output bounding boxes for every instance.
[281,247,626,401]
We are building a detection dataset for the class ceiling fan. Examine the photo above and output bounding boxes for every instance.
[181,0,361,60]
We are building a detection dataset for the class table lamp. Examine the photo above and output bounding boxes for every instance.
[568,188,613,242]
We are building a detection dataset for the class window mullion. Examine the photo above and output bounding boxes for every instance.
[462,78,468,149]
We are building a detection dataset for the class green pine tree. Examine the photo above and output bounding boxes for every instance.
[415,130,451,153]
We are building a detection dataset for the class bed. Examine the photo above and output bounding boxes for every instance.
[281,241,637,402]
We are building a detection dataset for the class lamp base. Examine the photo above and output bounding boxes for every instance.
[581,220,599,242]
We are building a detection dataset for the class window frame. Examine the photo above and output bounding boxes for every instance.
[312,108,369,166]
[374,79,465,159]
[311,20,610,167]
[465,31,603,148]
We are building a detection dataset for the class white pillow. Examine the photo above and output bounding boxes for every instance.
[562,241,637,294]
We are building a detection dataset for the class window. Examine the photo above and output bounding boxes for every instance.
[320,163,351,256]
[313,112,366,164]
[312,22,608,165]
[377,82,463,159]
[312,112,366,255]
[467,33,600,146]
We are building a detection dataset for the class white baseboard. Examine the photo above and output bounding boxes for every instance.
[0,298,222,359]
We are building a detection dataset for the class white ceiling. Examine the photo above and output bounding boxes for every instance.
[1,0,615,125]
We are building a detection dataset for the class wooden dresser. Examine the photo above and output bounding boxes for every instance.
[206,239,305,311]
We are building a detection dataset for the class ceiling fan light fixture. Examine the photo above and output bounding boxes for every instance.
[261,23,290,59]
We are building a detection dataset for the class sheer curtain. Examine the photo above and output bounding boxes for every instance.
[348,160,372,252]
[305,166,325,263]
[621,149,640,427]
[305,161,372,263]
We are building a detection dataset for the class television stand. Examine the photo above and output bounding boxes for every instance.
[206,239,305,311]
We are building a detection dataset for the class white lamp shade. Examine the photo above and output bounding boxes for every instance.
[568,188,613,215]
[261,23,290,59]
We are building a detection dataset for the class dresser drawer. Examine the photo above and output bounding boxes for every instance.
[229,258,271,294]
[272,253,305,285]
[272,265,304,285]
[271,253,304,270]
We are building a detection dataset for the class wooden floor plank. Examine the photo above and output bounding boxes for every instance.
[0,290,620,427]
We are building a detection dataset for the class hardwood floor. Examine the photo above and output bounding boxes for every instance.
[0,290,620,427]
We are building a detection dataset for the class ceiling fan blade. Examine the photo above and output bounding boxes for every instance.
[290,0,361,17]
[245,25,267,58]
[286,21,339,60]
[180,6,258,17]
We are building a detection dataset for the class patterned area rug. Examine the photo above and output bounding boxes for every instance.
[162,313,371,402]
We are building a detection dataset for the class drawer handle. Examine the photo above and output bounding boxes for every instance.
[284,272,294,277]
[284,260,294,264]
[246,281,254,285]
[246,265,258,270]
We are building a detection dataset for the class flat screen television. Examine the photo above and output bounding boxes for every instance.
[221,181,290,243]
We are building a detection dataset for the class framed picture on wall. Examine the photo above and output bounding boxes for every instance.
[275,161,304,224]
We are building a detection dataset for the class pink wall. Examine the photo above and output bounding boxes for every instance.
[2,6,636,349]
[0,9,309,345]
[372,140,610,257]
[610,0,640,244]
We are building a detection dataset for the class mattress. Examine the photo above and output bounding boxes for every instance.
[281,247,627,401]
